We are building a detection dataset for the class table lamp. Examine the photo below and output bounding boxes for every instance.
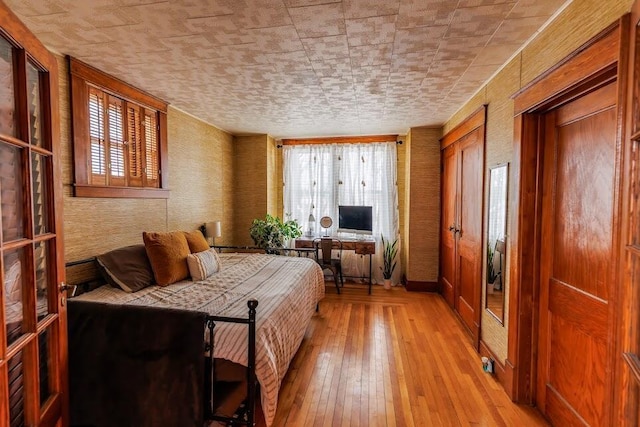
[206,221,222,246]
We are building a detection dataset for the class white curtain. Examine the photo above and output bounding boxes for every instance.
[283,142,400,285]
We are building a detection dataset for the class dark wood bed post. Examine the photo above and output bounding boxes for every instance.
[247,299,259,426]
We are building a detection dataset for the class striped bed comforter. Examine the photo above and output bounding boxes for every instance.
[74,253,325,426]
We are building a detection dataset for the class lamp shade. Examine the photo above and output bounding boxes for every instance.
[206,221,222,238]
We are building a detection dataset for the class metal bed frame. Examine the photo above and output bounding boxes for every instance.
[65,256,267,426]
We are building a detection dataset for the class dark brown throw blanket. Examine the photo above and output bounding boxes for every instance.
[68,300,206,427]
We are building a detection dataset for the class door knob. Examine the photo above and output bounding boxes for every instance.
[448,225,456,231]
[60,282,78,297]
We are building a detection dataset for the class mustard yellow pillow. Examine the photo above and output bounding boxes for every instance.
[183,230,210,253]
[142,231,190,286]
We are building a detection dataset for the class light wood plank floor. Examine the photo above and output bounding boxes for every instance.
[262,283,549,427]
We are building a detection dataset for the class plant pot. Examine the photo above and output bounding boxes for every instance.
[383,279,392,290]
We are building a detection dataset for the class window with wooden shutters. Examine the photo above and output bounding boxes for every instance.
[88,88,106,184]
[144,110,159,187]
[69,57,168,198]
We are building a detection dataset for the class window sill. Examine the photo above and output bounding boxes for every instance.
[74,184,170,199]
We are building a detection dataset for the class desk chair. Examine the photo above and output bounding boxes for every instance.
[313,238,344,294]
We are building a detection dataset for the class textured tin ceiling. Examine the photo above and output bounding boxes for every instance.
[6,0,569,138]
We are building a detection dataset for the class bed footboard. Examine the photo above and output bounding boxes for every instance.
[205,299,259,426]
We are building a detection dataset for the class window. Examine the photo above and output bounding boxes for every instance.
[69,57,168,198]
[283,141,400,283]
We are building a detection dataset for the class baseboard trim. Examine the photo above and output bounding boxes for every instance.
[479,340,508,390]
[405,281,438,292]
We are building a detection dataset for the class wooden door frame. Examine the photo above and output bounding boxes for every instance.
[506,18,628,424]
[0,2,67,426]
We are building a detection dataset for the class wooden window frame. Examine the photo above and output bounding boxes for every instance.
[68,57,169,199]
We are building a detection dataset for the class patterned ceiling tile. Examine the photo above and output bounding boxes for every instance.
[345,15,396,46]
[446,3,516,38]
[396,0,456,29]
[390,51,436,73]
[122,3,193,38]
[301,35,350,61]
[261,50,314,72]
[427,58,472,79]
[458,0,516,7]
[343,0,400,19]
[471,42,522,66]
[249,26,304,53]
[175,0,236,18]
[82,7,141,28]
[289,3,345,38]
[349,43,393,67]
[508,0,568,19]
[4,0,567,138]
[311,58,353,78]
[393,26,447,54]
[434,35,491,62]
[490,15,549,45]
[22,22,111,50]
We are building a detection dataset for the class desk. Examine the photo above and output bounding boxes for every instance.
[295,236,376,294]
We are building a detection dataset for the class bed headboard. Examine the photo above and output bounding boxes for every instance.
[65,257,104,295]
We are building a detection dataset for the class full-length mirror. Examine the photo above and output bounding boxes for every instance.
[486,163,508,323]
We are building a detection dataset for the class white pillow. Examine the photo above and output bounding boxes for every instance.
[4,261,21,303]
[187,249,221,281]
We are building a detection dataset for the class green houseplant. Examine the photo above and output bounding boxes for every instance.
[250,214,302,253]
[380,235,398,289]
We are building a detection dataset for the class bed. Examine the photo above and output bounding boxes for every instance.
[70,250,325,426]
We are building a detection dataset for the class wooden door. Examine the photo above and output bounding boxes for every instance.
[537,82,618,426]
[0,6,66,427]
[440,144,457,307]
[454,130,484,347]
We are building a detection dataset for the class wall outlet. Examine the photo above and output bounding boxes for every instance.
[481,356,494,374]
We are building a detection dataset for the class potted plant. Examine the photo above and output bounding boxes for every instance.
[380,235,398,289]
[250,214,302,253]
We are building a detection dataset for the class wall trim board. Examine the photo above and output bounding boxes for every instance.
[508,18,627,416]
[440,105,487,150]
[479,340,508,388]
[405,281,438,292]
[512,21,621,115]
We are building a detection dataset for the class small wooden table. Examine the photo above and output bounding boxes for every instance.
[295,236,376,294]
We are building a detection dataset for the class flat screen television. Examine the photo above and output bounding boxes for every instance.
[338,205,373,235]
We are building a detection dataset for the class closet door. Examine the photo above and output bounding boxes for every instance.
[440,144,457,307]
[454,131,484,347]
[440,107,486,348]
[0,6,66,427]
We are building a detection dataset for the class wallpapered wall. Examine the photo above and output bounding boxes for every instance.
[58,55,235,262]
[443,0,634,363]
[233,134,270,246]
[404,128,442,284]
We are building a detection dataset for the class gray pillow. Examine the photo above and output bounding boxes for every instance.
[96,244,155,292]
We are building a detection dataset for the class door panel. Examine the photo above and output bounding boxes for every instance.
[456,130,484,345]
[537,82,617,426]
[0,5,65,427]
[440,144,457,307]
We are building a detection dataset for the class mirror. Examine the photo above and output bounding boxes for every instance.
[486,163,508,323]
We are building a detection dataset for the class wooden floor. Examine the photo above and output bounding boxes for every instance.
[262,283,549,427]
